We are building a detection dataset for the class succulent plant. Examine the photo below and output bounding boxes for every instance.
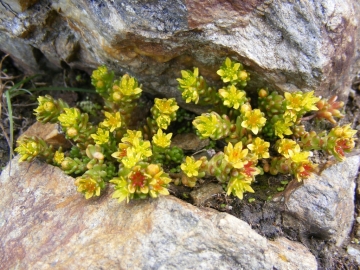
[15,58,357,203]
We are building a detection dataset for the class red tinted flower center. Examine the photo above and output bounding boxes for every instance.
[130,171,146,188]
[120,149,127,158]
[335,139,350,157]
[85,182,96,192]
[243,162,255,177]
[299,163,312,178]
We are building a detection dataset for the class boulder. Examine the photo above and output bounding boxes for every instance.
[0,0,358,106]
[0,156,317,269]
[283,155,360,246]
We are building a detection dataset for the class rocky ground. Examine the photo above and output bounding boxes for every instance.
[1,54,360,269]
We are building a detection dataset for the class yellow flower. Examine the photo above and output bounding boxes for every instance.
[277,139,298,158]
[330,124,357,139]
[274,119,293,138]
[182,87,199,104]
[227,175,254,200]
[53,150,64,165]
[114,74,142,97]
[91,128,110,145]
[283,109,297,123]
[34,96,55,114]
[110,177,131,203]
[111,143,130,160]
[218,85,246,109]
[152,129,172,148]
[101,111,121,132]
[217,57,241,83]
[132,138,152,159]
[121,147,142,168]
[145,164,171,198]
[121,130,143,145]
[58,108,81,127]
[15,139,40,162]
[284,91,320,115]
[34,95,68,123]
[193,112,218,138]
[177,68,199,89]
[302,91,320,111]
[75,176,101,199]
[181,156,202,177]
[154,98,179,115]
[284,92,304,112]
[224,142,249,169]
[290,149,310,163]
[241,109,266,134]
[91,65,112,81]
[155,115,172,130]
[247,137,270,159]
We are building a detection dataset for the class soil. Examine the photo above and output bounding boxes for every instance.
[1,53,360,269]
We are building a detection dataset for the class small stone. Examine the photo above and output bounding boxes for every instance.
[190,182,224,206]
[347,245,360,264]
[171,133,209,151]
[283,155,360,246]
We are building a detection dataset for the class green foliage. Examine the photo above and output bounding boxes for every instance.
[15,58,357,203]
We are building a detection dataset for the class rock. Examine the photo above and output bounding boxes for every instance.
[282,155,360,247]
[171,133,209,152]
[0,0,39,13]
[347,245,360,265]
[18,121,71,149]
[0,156,317,269]
[0,0,358,107]
[190,182,224,206]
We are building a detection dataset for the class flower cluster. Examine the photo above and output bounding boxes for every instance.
[15,136,56,163]
[34,95,69,123]
[150,98,179,130]
[110,163,172,202]
[299,124,357,162]
[175,57,356,199]
[110,74,142,103]
[218,85,247,110]
[192,112,232,140]
[177,67,221,106]
[57,107,96,149]
[270,139,317,181]
[91,65,114,98]
[217,57,250,87]
[180,141,261,199]
[15,60,357,204]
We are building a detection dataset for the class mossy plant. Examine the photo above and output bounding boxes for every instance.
[15,58,357,203]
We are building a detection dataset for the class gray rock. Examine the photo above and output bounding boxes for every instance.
[0,0,358,107]
[0,156,317,269]
[347,245,360,265]
[190,182,224,206]
[171,133,209,152]
[283,155,360,247]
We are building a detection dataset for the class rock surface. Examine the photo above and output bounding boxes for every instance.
[347,245,360,265]
[18,121,71,149]
[0,0,358,105]
[0,156,317,269]
[283,155,360,247]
